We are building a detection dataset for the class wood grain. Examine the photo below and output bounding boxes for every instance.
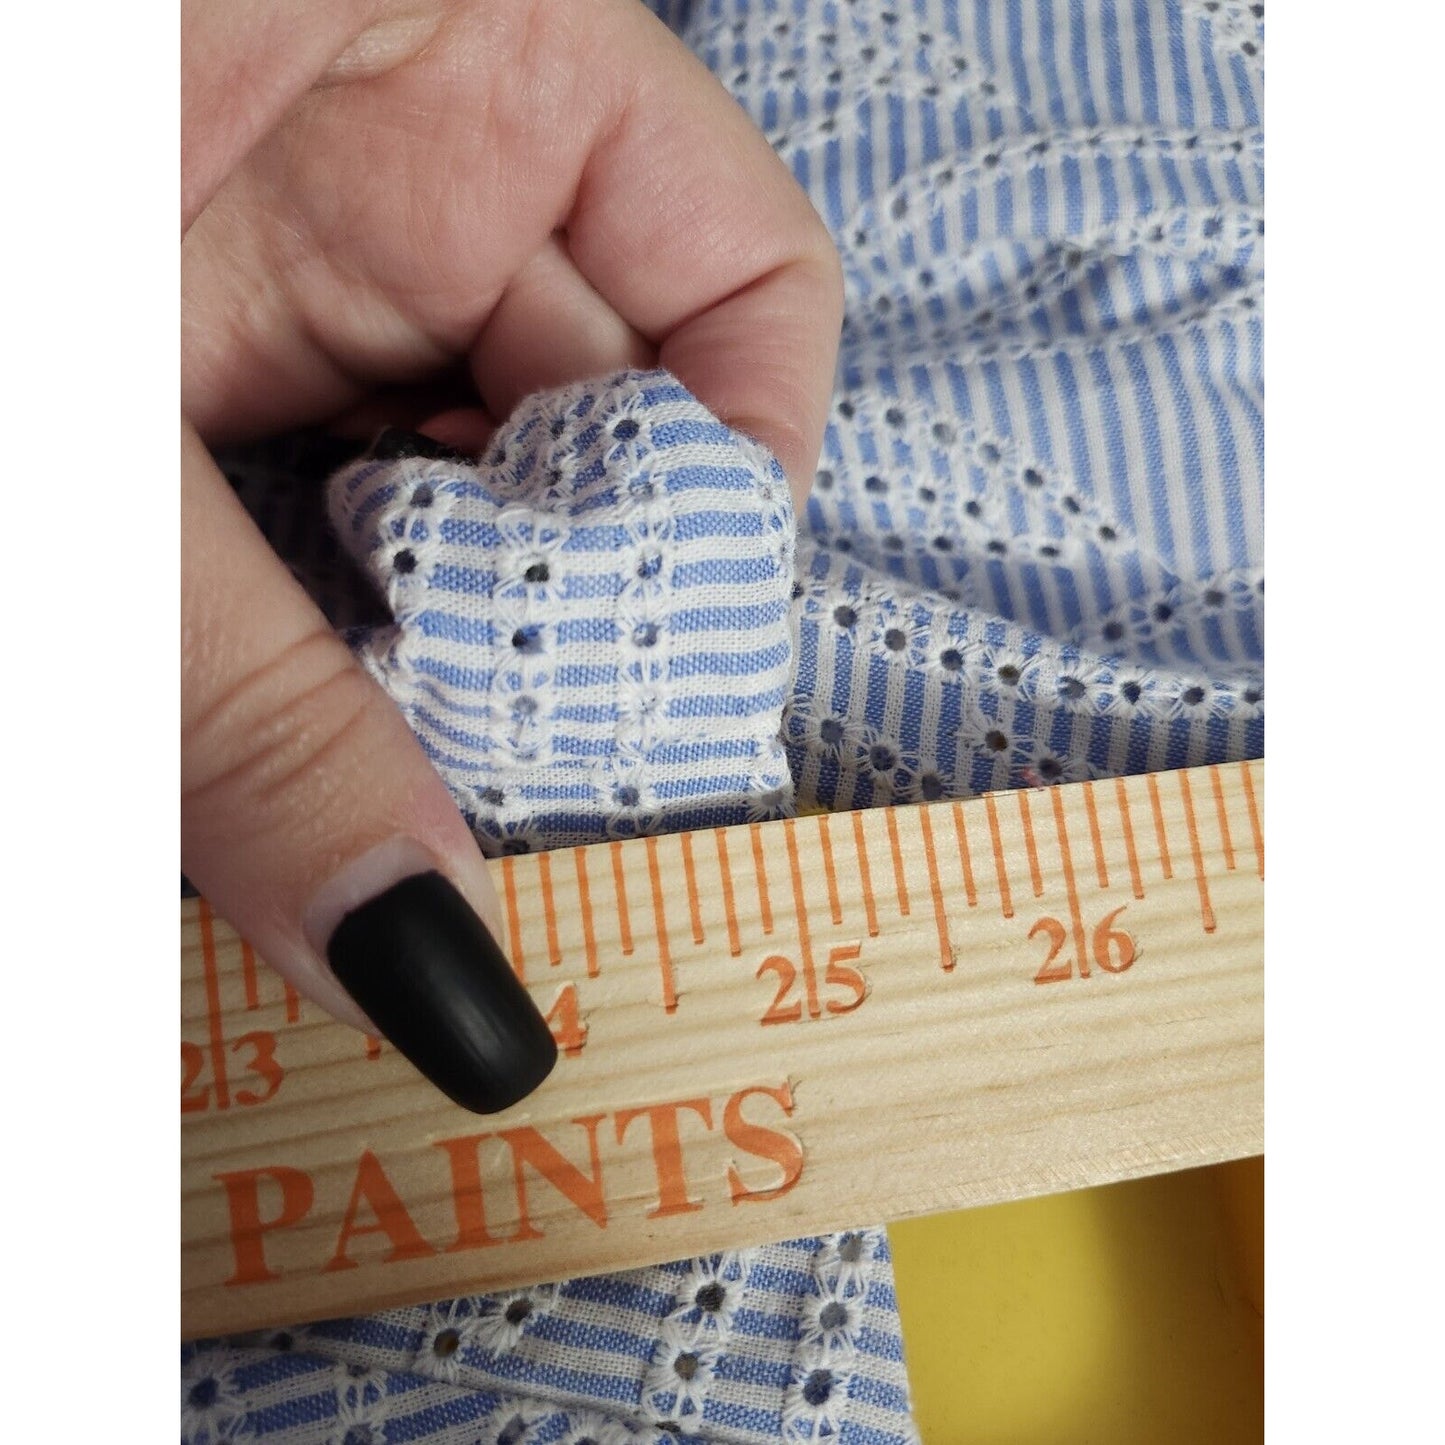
[181,762,1263,1339]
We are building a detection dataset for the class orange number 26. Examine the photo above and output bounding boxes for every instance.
[1032,906,1136,984]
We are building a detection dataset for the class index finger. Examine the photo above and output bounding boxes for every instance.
[560,3,842,502]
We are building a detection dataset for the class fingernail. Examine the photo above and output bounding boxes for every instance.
[319,868,557,1113]
[367,427,471,463]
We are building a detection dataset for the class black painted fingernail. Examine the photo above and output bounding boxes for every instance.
[368,427,471,463]
[327,872,557,1113]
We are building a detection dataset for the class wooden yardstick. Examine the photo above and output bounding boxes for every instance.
[181,760,1263,1339]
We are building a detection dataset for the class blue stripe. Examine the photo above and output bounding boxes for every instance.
[669,644,793,677]
[416,610,496,645]
[1132,0,1161,123]
[1038,0,1068,128]
[1230,50,1261,128]
[1100,0,1128,124]
[1153,326,1212,569]
[1068,0,1099,128]
[1187,323,1247,569]
[1167,3,1196,127]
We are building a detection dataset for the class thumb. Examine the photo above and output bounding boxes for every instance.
[181,420,556,1112]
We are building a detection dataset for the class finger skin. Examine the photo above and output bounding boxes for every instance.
[182,0,840,503]
[180,420,508,1032]
[564,3,844,502]
[181,0,444,232]
[470,233,657,422]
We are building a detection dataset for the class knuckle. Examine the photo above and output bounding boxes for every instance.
[182,631,392,826]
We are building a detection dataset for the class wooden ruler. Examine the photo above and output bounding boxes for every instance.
[182,761,1263,1339]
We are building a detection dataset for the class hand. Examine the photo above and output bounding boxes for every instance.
[181,0,842,1111]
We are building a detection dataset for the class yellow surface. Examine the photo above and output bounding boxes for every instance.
[891,1158,1263,1443]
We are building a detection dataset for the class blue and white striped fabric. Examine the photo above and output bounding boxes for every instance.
[326,372,797,855]
[729,0,1267,809]
[193,2,1263,1441]
[183,1232,909,1445]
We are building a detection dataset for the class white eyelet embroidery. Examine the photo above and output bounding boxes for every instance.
[327,371,797,855]
[640,1251,751,1429]
[781,1230,884,1441]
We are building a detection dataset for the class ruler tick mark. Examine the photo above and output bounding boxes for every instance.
[575,849,599,977]
[886,809,911,916]
[751,823,774,935]
[179,760,1264,1336]
[1115,778,1145,900]
[1146,774,1173,880]
[1178,770,1216,933]
[283,981,301,1025]
[1051,787,1090,977]
[1209,766,1236,871]
[1241,760,1264,879]
[853,811,880,937]
[920,807,953,971]
[502,856,525,979]
[985,794,1014,920]
[784,820,819,1017]
[951,801,977,908]
[611,841,633,957]
[818,813,842,926]
[645,836,677,1012]
[680,832,704,945]
[240,938,260,1011]
[715,828,741,956]
[197,898,231,1111]
[1017,791,1044,898]
[538,851,562,967]
[1083,781,1109,889]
